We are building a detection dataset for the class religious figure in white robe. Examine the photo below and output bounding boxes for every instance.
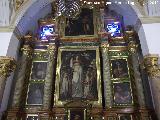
[70,56,83,98]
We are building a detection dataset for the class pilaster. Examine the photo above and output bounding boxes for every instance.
[144,54,160,120]
[7,32,34,120]
[100,41,112,108]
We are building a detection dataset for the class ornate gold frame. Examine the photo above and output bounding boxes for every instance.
[26,82,44,106]
[112,81,134,106]
[68,109,86,120]
[110,58,130,81]
[54,46,102,107]
[57,7,100,41]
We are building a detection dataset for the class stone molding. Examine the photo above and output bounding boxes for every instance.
[140,16,160,24]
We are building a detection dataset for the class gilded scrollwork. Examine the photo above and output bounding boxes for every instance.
[15,0,25,10]
[0,56,16,78]
[128,41,138,54]
[144,55,160,77]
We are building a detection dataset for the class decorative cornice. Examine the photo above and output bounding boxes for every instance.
[140,16,160,24]
[0,56,16,78]
[0,27,14,32]
[144,54,160,77]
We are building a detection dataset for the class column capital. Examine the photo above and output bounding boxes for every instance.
[0,56,16,78]
[144,54,160,77]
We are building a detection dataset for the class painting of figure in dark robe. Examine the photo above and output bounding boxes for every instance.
[31,62,47,80]
[27,83,44,105]
[70,110,84,120]
[59,50,98,101]
[65,8,94,36]
[111,59,129,78]
[113,82,132,105]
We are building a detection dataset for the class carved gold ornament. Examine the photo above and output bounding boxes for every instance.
[0,56,16,78]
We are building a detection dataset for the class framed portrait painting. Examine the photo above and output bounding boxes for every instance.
[31,62,48,80]
[110,59,129,79]
[55,46,102,106]
[113,82,133,105]
[65,8,94,36]
[118,114,132,120]
[68,109,86,120]
[26,83,44,105]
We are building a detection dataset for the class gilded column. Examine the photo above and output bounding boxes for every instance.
[126,31,146,108]
[39,43,57,119]
[11,33,34,108]
[144,54,160,120]
[0,56,16,106]
[100,42,112,108]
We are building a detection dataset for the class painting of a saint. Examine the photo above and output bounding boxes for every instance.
[111,59,129,78]
[113,82,132,105]
[70,110,84,120]
[59,50,98,101]
[31,62,47,80]
[65,8,94,36]
[27,83,44,105]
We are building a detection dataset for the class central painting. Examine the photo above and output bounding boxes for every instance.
[54,47,102,106]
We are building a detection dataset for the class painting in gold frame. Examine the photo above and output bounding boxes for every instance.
[110,58,129,80]
[54,46,102,106]
[68,109,86,120]
[113,82,133,106]
[26,82,44,105]
[118,114,132,120]
[58,7,99,40]
[30,62,48,80]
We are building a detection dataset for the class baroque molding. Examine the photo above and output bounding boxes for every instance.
[0,56,16,78]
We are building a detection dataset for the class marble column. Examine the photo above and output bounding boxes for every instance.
[144,54,160,120]
[39,43,57,119]
[126,31,146,108]
[100,42,112,108]
[0,56,16,107]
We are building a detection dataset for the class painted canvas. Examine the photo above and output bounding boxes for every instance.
[27,83,44,105]
[59,50,98,101]
[111,59,129,79]
[70,109,85,120]
[31,62,47,80]
[113,82,132,105]
[65,8,94,36]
